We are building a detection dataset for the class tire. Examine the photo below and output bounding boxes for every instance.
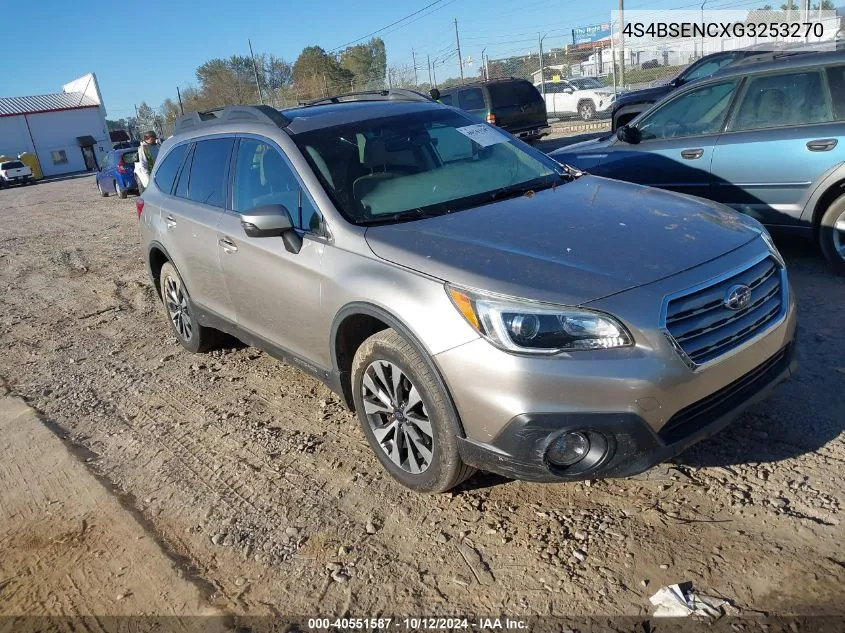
[158,262,219,353]
[578,100,596,121]
[97,181,108,197]
[818,193,845,275]
[115,181,128,199]
[351,329,475,493]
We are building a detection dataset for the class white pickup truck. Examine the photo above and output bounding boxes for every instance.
[0,160,34,188]
[536,77,620,121]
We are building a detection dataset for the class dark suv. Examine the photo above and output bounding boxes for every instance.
[439,78,550,141]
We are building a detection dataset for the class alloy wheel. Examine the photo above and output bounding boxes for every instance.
[164,276,192,341]
[833,209,845,262]
[361,360,433,474]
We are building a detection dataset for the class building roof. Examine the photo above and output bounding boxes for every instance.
[0,91,99,117]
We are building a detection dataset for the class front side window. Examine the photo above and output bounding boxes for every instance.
[731,70,832,131]
[440,93,453,105]
[637,80,737,140]
[153,143,188,194]
[293,109,566,225]
[569,77,603,90]
[186,138,234,208]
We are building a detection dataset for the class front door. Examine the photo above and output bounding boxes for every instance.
[594,79,739,198]
[710,67,845,227]
[81,146,98,171]
[217,136,327,366]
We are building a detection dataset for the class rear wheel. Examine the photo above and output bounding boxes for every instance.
[158,262,219,353]
[97,180,108,197]
[351,329,474,493]
[115,180,128,199]
[819,193,845,275]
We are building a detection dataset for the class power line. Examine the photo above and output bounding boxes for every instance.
[329,0,449,52]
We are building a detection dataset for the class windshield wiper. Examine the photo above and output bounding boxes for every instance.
[490,175,568,202]
[355,207,450,226]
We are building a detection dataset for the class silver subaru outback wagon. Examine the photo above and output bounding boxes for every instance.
[138,92,797,493]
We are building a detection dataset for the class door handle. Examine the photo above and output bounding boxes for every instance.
[218,238,238,253]
[681,148,704,160]
[165,215,177,228]
[806,138,837,152]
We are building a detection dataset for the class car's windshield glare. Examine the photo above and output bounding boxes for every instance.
[292,109,562,224]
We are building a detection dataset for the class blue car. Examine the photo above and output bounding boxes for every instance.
[95,148,139,199]
[551,49,845,274]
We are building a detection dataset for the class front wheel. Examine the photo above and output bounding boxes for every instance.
[351,329,474,493]
[819,194,845,275]
[579,100,596,121]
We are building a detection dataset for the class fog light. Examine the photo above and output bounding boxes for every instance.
[547,432,590,467]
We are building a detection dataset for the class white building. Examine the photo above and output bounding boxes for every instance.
[0,73,111,177]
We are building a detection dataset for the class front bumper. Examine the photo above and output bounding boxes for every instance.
[456,341,797,482]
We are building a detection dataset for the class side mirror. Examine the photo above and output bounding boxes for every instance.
[240,204,303,253]
[564,87,574,94]
[616,125,641,145]
[429,88,441,101]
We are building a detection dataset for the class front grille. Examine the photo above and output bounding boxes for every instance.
[658,345,789,444]
[663,256,784,367]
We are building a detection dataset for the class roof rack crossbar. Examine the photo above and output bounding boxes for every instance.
[299,88,433,107]
[173,105,291,135]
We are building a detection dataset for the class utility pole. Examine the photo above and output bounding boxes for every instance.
[481,48,487,80]
[618,0,625,89]
[427,54,433,85]
[786,0,792,23]
[248,39,265,104]
[176,86,184,115]
[485,53,490,81]
[432,61,438,88]
[412,50,419,86]
[454,19,464,81]
[538,34,547,98]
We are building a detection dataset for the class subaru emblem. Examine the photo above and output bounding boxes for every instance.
[724,284,752,311]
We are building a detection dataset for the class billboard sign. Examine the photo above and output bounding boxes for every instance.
[572,22,612,45]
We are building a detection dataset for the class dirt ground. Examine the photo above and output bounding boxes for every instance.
[0,174,843,624]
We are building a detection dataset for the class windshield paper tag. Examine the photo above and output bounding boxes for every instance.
[456,124,510,147]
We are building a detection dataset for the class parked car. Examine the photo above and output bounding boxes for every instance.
[0,160,34,187]
[138,96,796,493]
[439,78,550,141]
[611,49,767,131]
[96,148,139,198]
[552,49,845,274]
[537,76,620,120]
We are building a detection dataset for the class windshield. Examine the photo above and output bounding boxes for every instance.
[292,109,566,224]
[569,78,604,90]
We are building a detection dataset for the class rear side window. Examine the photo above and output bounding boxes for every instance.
[825,66,845,120]
[153,144,188,194]
[440,93,454,106]
[458,88,486,111]
[731,70,832,130]
[487,81,542,108]
[186,138,234,208]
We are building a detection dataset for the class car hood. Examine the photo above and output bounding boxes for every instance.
[614,84,673,107]
[550,135,616,160]
[364,176,763,306]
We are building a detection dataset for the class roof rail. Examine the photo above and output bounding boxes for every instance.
[173,105,291,136]
[299,88,433,107]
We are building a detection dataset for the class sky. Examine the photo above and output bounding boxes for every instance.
[0,0,766,119]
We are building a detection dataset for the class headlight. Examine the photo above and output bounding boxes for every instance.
[760,230,785,268]
[447,286,633,354]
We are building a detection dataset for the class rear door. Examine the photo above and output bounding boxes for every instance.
[486,80,547,132]
[710,67,845,227]
[162,137,236,322]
